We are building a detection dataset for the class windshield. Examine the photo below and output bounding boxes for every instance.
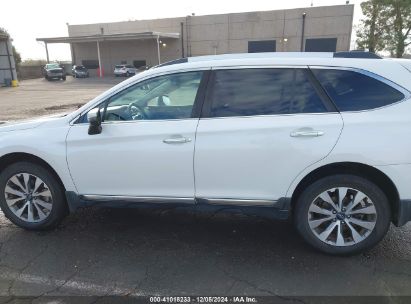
[115,65,124,69]
[75,66,86,70]
[46,63,60,69]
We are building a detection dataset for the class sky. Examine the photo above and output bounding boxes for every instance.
[0,0,364,61]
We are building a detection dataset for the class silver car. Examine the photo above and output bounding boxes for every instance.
[114,64,137,77]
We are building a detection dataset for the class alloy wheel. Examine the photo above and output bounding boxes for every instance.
[308,187,377,246]
[4,173,53,223]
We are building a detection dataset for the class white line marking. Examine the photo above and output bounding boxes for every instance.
[0,271,145,296]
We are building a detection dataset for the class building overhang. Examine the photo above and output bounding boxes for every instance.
[0,33,10,41]
[36,31,180,44]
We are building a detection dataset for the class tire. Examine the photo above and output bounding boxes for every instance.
[0,162,68,230]
[62,76,66,81]
[45,75,49,81]
[126,72,130,77]
[294,174,391,255]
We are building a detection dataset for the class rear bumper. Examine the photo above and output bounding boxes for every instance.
[394,199,411,226]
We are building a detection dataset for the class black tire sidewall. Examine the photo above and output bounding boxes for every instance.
[294,174,391,255]
[0,162,67,230]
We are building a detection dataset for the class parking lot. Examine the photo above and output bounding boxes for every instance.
[1,77,411,302]
[0,77,122,121]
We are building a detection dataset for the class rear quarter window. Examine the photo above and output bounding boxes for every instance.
[311,69,405,111]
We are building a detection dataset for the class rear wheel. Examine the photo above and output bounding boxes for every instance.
[294,175,391,255]
[0,162,68,230]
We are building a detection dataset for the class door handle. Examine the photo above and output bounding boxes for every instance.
[163,137,192,144]
[290,130,325,137]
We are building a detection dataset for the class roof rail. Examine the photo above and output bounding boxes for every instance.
[153,58,188,68]
[333,51,382,59]
[152,52,382,69]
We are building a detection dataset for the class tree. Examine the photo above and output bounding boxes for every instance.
[12,46,21,66]
[0,27,21,68]
[383,0,411,58]
[356,0,388,53]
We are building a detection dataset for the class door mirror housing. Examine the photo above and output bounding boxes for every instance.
[87,108,102,135]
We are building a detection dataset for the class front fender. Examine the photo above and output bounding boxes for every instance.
[0,126,77,192]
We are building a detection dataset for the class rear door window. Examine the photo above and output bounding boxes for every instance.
[311,69,405,111]
[208,68,328,118]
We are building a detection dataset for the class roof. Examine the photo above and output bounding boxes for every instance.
[36,31,179,43]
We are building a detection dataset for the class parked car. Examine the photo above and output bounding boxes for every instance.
[1,52,411,255]
[43,63,66,81]
[114,64,137,77]
[72,65,89,78]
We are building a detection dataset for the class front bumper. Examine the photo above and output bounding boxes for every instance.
[48,73,63,78]
[395,200,411,226]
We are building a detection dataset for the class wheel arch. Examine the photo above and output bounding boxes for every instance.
[0,152,66,192]
[289,162,400,223]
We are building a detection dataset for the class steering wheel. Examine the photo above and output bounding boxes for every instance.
[127,104,147,120]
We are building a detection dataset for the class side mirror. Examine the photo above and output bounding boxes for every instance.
[87,108,102,135]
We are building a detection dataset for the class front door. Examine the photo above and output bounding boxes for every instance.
[66,70,207,199]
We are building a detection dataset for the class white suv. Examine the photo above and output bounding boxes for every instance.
[1,52,411,255]
[114,64,137,77]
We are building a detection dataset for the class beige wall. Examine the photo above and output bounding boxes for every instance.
[69,4,354,75]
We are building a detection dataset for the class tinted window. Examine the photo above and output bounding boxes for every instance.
[312,69,405,111]
[82,60,99,69]
[133,60,146,68]
[209,69,327,117]
[305,38,337,52]
[248,40,276,53]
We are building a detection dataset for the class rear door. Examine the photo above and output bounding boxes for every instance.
[194,67,344,202]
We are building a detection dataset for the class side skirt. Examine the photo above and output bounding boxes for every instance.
[65,191,291,220]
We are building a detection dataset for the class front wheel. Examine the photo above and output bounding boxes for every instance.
[0,162,68,230]
[294,174,391,255]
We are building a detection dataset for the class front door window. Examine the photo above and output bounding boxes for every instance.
[102,71,204,121]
